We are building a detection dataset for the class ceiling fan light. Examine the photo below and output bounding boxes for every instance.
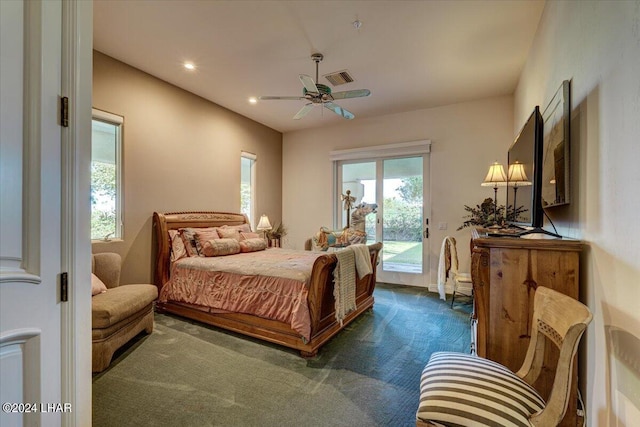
[259,53,369,121]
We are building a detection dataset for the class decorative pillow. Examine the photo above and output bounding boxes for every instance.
[179,228,200,257]
[91,273,107,296]
[169,230,188,262]
[201,238,241,257]
[195,228,221,256]
[225,223,252,232]
[240,232,260,241]
[239,238,267,253]
[179,227,220,257]
[228,223,252,233]
[216,226,241,241]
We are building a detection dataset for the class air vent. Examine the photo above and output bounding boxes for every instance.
[323,70,354,86]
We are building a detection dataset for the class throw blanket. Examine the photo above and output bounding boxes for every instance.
[437,236,458,300]
[332,245,373,325]
[333,249,357,326]
[350,244,373,279]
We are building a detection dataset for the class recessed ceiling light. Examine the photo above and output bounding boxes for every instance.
[183,62,195,70]
[248,97,258,104]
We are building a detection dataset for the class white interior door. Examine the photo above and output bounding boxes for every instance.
[1,1,67,425]
[337,154,430,286]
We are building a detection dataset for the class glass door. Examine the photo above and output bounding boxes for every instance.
[337,155,429,286]
[340,161,377,243]
[378,157,426,285]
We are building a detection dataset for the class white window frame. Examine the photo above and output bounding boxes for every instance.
[241,151,257,227]
[91,108,123,241]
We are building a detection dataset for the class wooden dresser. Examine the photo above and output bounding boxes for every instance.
[470,229,583,427]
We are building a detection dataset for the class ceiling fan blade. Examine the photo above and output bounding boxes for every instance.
[330,89,371,100]
[293,103,314,120]
[324,102,354,120]
[299,74,319,94]
[258,96,305,101]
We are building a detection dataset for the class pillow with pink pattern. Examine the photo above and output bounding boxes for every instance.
[201,238,241,257]
[169,230,188,262]
[240,232,260,241]
[217,226,241,241]
[239,238,267,253]
[91,273,107,296]
[195,228,221,256]
[180,227,220,256]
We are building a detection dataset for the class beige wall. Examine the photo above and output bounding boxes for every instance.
[92,51,282,284]
[282,96,514,287]
[514,2,640,425]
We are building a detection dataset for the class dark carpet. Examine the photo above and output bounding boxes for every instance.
[92,284,471,427]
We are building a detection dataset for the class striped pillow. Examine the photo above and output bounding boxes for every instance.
[417,352,545,427]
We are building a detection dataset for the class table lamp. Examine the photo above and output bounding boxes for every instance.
[507,161,531,220]
[256,214,272,241]
[481,162,507,227]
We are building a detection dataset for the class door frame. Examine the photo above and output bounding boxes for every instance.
[330,141,431,287]
[375,155,430,286]
[61,0,93,425]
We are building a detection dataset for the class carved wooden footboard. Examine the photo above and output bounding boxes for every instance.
[152,211,382,357]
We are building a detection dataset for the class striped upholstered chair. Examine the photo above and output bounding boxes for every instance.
[416,286,592,427]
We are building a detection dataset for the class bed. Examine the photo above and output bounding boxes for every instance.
[153,211,382,357]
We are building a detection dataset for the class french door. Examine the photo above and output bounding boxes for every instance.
[336,155,430,286]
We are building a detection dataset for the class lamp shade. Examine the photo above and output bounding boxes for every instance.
[481,162,507,186]
[507,161,532,186]
[256,214,272,231]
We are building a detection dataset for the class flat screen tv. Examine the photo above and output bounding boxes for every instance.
[506,107,560,238]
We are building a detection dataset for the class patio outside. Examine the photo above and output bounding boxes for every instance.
[381,241,422,273]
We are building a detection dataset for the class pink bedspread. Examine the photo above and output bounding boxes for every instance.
[159,248,325,341]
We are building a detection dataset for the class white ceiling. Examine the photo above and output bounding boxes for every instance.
[93,0,545,134]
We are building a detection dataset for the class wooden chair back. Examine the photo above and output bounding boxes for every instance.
[516,286,592,426]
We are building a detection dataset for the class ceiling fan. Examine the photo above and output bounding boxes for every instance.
[258,53,371,120]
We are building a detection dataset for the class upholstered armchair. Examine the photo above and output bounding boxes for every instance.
[91,253,157,372]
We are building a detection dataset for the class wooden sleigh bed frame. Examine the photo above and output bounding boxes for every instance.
[153,211,382,357]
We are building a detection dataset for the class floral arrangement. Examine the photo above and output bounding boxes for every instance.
[266,222,287,240]
[457,198,528,230]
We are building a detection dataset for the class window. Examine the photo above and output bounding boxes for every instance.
[91,109,123,240]
[240,151,256,227]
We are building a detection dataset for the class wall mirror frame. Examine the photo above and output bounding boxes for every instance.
[541,80,571,208]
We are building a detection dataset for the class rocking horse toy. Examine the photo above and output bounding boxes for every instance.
[312,191,378,251]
